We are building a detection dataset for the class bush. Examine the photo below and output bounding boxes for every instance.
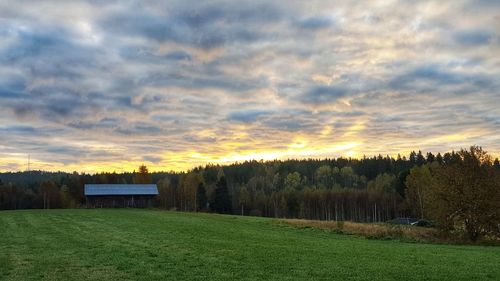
[336,220,345,230]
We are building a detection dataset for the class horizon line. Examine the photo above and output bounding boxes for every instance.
[3,147,499,175]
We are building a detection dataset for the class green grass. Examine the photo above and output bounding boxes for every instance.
[1,209,499,281]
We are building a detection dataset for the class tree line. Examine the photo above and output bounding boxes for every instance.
[1,147,499,240]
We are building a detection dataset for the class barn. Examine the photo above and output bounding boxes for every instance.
[84,184,159,208]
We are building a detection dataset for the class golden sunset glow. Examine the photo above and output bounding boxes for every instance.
[0,0,499,173]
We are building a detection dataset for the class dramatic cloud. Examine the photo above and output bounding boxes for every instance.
[0,0,499,172]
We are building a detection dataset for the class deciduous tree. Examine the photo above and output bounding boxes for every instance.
[284,172,302,191]
[405,165,433,219]
[430,147,500,241]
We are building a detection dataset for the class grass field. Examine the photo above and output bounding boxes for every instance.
[1,209,499,281]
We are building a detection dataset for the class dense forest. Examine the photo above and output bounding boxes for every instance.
[1,147,500,240]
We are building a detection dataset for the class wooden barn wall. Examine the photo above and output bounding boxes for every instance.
[86,196,156,208]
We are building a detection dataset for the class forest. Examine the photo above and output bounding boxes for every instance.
[1,146,500,241]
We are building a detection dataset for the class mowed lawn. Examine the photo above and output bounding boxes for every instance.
[0,210,499,281]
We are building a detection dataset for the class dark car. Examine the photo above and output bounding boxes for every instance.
[410,219,436,228]
[386,217,418,225]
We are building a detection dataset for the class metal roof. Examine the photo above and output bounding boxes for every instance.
[84,184,159,196]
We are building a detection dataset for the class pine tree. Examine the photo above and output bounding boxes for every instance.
[133,165,152,184]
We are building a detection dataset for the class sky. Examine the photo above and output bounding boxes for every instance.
[0,0,499,173]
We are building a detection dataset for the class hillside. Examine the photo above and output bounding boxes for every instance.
[0,209,499,281]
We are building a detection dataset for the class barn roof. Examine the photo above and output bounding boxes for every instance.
[84,184,159,196]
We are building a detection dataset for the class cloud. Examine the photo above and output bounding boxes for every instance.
[299,85,350,104]
[1,125,37,135]
[227,110,270,123]
[0,77,27,99]
[388,64,497,92]
[143,156,162,163]
[0,0,499,172]
[454,30,493,46]
[164,51,192,61]
[295,16,334,30]
[99,2,281,49]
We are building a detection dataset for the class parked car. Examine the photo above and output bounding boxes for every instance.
[386,217,418,225]
[410,219,436,228]
[386,218,436,227]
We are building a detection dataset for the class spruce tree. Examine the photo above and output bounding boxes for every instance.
[436,153,443,164]
[196,182,207,211]
[416,150,426,166]
[409,151,417,166]
[211,176,232,214]
[426,152,435,163]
